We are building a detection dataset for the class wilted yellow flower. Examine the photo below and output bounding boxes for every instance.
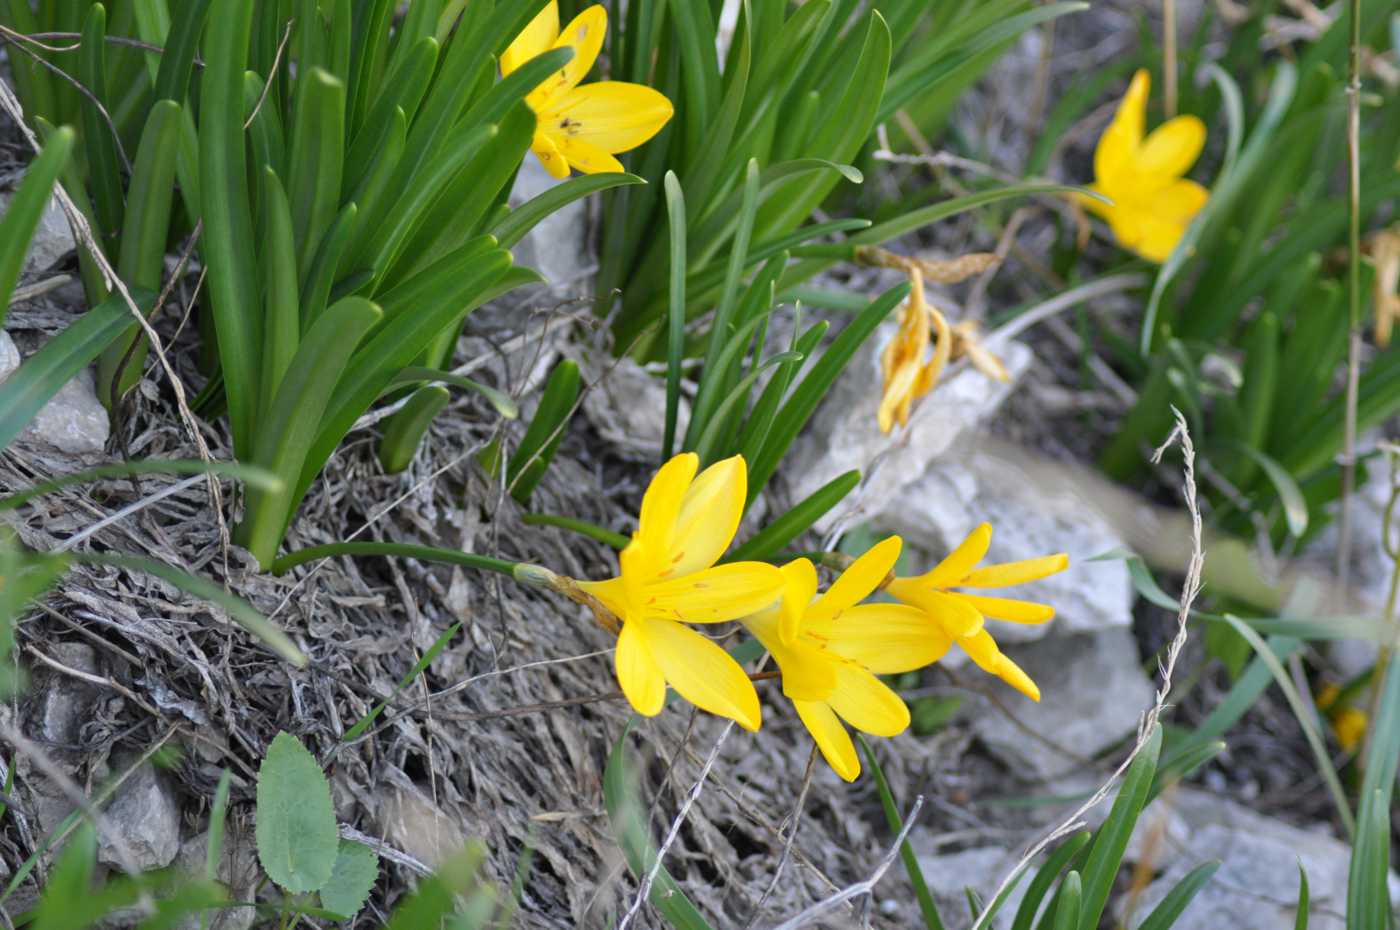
[886,523,1068,701]
[579,453,783,730]
[742,537,948,780]
[1081,69,1209,263]
[874,255,1011,434]
[502,2,673,178]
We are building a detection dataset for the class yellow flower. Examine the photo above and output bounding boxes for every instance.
[1317,683,1367,753]
[886,524,1068,701]
[878,268,950,433]
[742,537,949,781]
[502,2,673,178]
[1082,69,1209,263]
[579,453,783,730]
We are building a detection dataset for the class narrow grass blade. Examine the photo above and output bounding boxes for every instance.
[270,541,517,577]
[344,621,461,741]
[0,290,152,452]
[603,724,718,930]
[1135,861,1219,930]
[1077,725,1161,928]
[858,735,944,929]
[1049,870,1079,930]
[0,127,71,323]
[199,0,262,455]
[521,514,630,549]
[662,171,686,460]
[1347,658,1400,929]
[77,553,304,667]
[506,360,580,504]
[78,4,124,243]
[0,460,279,512]
[1009,833,1091,930]
[490,172,645,250]
[728,470,860,562]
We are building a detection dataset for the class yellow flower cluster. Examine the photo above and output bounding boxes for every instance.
[578,453,1068,781]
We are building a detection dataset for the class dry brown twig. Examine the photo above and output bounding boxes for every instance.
[970,407,1203,930]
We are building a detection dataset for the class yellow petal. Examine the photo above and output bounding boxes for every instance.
[553,135,625,174]
[501,1,560,76]
[578,574,628,622]
[542,81,673,155]
[773,640,837,702]
[810,535,901,621]
[913,300,952,396]
[1095,69,1148,190]
[954,594,1055,625]
[644,562,784,623]
[926,523,992,587]
[1127,212,1188,264]
[531,132,572,179]
[1138,114,1206,182]
[822,603,952,673]
[958,627,1005,674]
[885,586,984,639]
[994,652,1041,702]
[828,663,910,738]
[667,455,745,576]
[615,620,665,716]
[793,699,860,781]
[544,5,607,99]
[634,453,697,577]
[1151,178,1209,224]
[962,553,1069,589]
[646,620,761,730]
[778,557,818,645]
[878,360,921,434]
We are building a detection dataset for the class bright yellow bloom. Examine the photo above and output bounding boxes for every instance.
[579,453,783,730]
[502,2,673,178]
[1082,69,1209,263]
[886,524,1068,701]
[742,537,948,781]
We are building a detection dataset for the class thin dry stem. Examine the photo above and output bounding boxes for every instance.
[971,408,1203,930]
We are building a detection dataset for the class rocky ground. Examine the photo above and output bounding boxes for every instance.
[2,2,1396,927]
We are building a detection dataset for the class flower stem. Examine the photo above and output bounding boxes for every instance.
[270,541,519,577]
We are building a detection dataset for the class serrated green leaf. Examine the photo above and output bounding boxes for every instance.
[255,732,339,894]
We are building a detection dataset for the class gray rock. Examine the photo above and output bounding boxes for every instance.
[1127,788,1400,929]
[580,353,688,461]
[174,828,260,930]
[98,761,181,871]
[21,367,109,455]
[908,846,1023,929]
[506,157,592,292]
[0,192,75,275]
[0,330,18,381]
[376,784,467,869]
[972,630,1154,781]
[783,321,1034,535]
[36,643,102,745]
[874,447,1134,642]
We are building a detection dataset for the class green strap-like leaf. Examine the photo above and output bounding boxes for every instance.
[0,127,71,323]
[0,290,152,452]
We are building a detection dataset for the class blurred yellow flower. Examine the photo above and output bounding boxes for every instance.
[1082,69,1209,263]
[502,2,673,178]
[1316,682,1367,753]
[742,537,947,780]
[886,523,1067,701]
[579,453,783,730]
[878,268,950,433]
